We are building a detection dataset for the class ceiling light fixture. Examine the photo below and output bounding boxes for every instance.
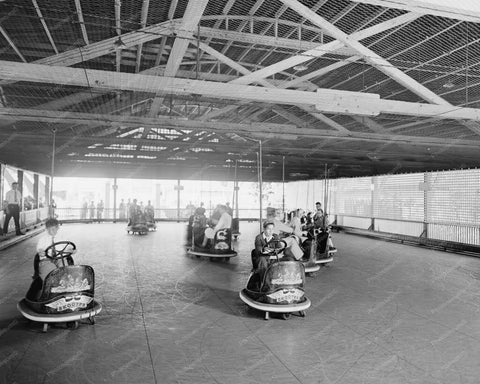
[442,80,454,89]
[293,64,308,71]
[113,36,127,50]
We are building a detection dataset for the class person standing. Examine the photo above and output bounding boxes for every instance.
[126,199,132,221]
[225,202,233,217]
[81,200,88,220]
[97,200,104,221]
[119,199,126,220]
[3,182,24,236]
[89,201,95,220]
[145,200,155,222]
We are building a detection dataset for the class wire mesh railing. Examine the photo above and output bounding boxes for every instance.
[54,207,262,221]
[286,169,480,247]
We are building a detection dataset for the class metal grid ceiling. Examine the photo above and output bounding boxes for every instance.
[373,173,424,221]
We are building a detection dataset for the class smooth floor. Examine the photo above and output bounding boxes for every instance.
[0,222,479,384]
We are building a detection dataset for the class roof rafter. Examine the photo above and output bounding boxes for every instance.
[135,0,150,73]
[74,0,89,45]
[32,0,59,54]
[154,0,178,66]
[149,0,210,117]
[5,61,480,121]
[0,25,26,62]
[1,108,479,148]
[280,0,480,138]
[229,12,420,86]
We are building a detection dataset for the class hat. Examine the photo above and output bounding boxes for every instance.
[263,220,275,229]
[266,207,276,216]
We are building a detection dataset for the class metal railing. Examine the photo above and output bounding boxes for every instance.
[54,207,262,222]
[334,213,480,247]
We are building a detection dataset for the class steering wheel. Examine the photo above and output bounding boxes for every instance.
[262,239,287,255]
[45,241,77,267]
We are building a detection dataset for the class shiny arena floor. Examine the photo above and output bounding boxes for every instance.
[1,222,479,384]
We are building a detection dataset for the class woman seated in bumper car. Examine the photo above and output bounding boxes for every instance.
[240,221,311,320]
[187,205,236,258]
[19,218,102,332]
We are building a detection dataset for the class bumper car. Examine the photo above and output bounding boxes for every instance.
[146,216,157,232]
[309,228,335,266]
[283,234,320,274]
[17,241,102,332]
[187,227,237,261]
[126,215,148,235]
[301,228,335,266]
[240,240,311,320]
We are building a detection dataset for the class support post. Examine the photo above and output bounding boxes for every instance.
[282,156,285,215]
[45,176,50,209]
[112,177,118,222]
[17,170,23,209]
[258,140,263,233]
[33,174,39,209]
[175,180,183,222]
[49,128,56,218]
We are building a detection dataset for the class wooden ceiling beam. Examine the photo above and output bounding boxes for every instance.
[2,131,470,158]
[153,0,178,67]
[1,108,480,148]
[279,56,362,89]
[163,0,209,78]
[114,0,122,72]
[34,21,177,67]
[0,26,26,62]
[32,0,59,54]
[5,61,480,122]
[51,144,467,165]
[229,12,419,86]
[135,0,150,73]
[197,41,317,128]
[74,0,89,45]
[149,0,209,118]
[281,0,447,106]
[0,61,380,116]
[352,116,388,133]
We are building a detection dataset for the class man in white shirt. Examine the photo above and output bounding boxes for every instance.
[3,182,24,236]
[202,204,232,247]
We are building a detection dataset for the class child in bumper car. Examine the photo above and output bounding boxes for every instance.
[26,218,75,300]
